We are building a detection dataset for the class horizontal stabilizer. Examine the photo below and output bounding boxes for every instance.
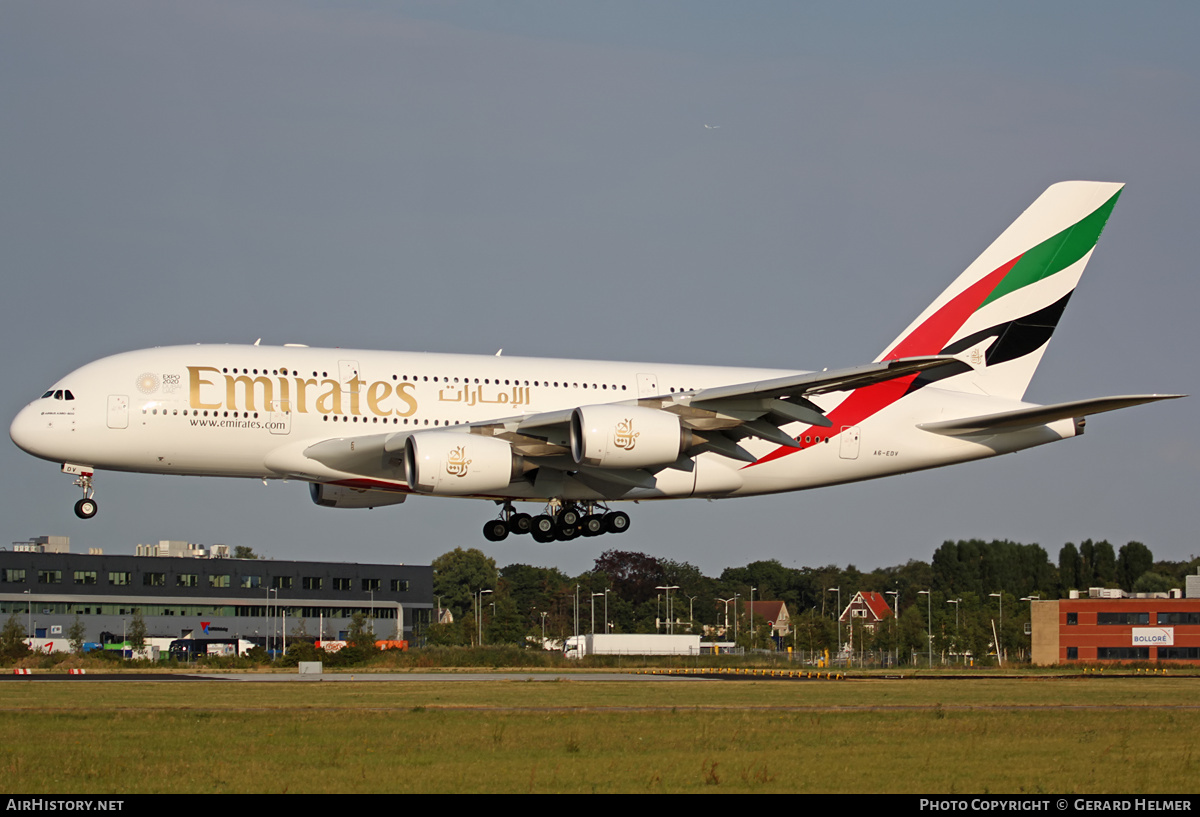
[917,394,1185,436]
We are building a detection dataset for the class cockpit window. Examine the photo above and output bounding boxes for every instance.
[63,390,75,400]
[53,390,64,400]
[40,390,74,400]
[41,391,54,399]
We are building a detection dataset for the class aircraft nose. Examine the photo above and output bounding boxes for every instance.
[9,402,60,462]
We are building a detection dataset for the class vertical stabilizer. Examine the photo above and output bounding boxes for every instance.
[876,181,1124,400]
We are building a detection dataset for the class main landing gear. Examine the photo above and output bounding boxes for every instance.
[483,501,630,543]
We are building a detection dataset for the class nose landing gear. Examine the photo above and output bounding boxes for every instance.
[67,466,98,519]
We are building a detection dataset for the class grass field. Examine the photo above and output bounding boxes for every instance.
[1,674,1196,793]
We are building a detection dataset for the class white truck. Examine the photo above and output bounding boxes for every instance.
[564,633,701,658]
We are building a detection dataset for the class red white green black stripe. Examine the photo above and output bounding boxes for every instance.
[750,183,1123,468]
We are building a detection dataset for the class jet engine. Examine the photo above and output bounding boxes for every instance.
[310,483,408,509]
[570,405,692,469]
[403,432,521,495]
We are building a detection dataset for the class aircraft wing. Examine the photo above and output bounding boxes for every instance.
[280,355,966,492]
[687,355,967,403]
[917,394,1185,436]
[467,354,967,477]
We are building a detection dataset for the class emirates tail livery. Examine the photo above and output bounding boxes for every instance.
[10,182,1183,542]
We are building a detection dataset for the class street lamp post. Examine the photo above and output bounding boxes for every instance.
[591,593,604,635]
[656,586,679,634]
[267,588,277,659]
[918,590,932,668]
[719,597,735,640]
[885,590,899,668]
[749,587,757,649]
[827,587,841,657]
[1021,595,1041,662]
[990,592,1004,663]
[476,588,493,646]
[946,598,961,664]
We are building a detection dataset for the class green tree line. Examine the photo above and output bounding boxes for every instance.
[422,539,1198,661]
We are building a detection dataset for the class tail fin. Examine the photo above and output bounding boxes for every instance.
[876,181,1124,400]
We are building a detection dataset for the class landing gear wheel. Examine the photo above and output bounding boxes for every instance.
[483,519,509,542]
[604,511,630,534]
[507,513,532,536]
[74,498,98,520]
[555,525,580,541]
[531,515,556,543]
[557,506,582,527]
[580,514,605,537]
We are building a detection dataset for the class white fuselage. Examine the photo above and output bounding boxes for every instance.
[9,344,1075,504]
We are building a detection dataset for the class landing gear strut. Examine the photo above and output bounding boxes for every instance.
[71,471,97,519]
[481,501,630,542]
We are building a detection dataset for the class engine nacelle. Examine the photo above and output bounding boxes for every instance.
[310,483,408,509]
[403,431,520,495]
[570,404,691,469]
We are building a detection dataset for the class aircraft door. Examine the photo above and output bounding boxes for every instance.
[269,401,291,435]
[339,360,361,406]
[107,395,129,429]
[339,360,360,389]
[838,426,860,460]
[636,373,659,399]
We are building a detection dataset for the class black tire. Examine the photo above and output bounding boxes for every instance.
[604,511,630,534]
[483,520,509,542]
[558,506,581,527]
[507,513,533,535]
[581,514,605,537]
[555,525,580,541]
[74,498,98,520]
[532,515,556,540]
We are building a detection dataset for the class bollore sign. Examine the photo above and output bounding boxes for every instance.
[1131,627,1173,646]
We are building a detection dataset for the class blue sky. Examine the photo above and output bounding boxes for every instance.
[2,2,1196,577]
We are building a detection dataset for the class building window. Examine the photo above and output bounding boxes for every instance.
[209,575,231,589]
[1158,612,1200,625]
[1096,647,1150,660]
[334,578,352,591]
[303,577,323,591]
[1097,612,1150,626]
[1066,647,1078,660]
[1066,612,1077,625]
[38,570,61,584]
[391,579,409,593]
[1159,647,1200,659]
[2,569,26,583]
[362,578,381,592]
[272,576,293,590]
[73,571,97,585]
[241,575,261,589]
[176,574,199,588]
[108,572,131,586]
[144,573,166,587]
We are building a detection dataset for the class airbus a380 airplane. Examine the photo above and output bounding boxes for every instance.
[10,182,1183,543]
